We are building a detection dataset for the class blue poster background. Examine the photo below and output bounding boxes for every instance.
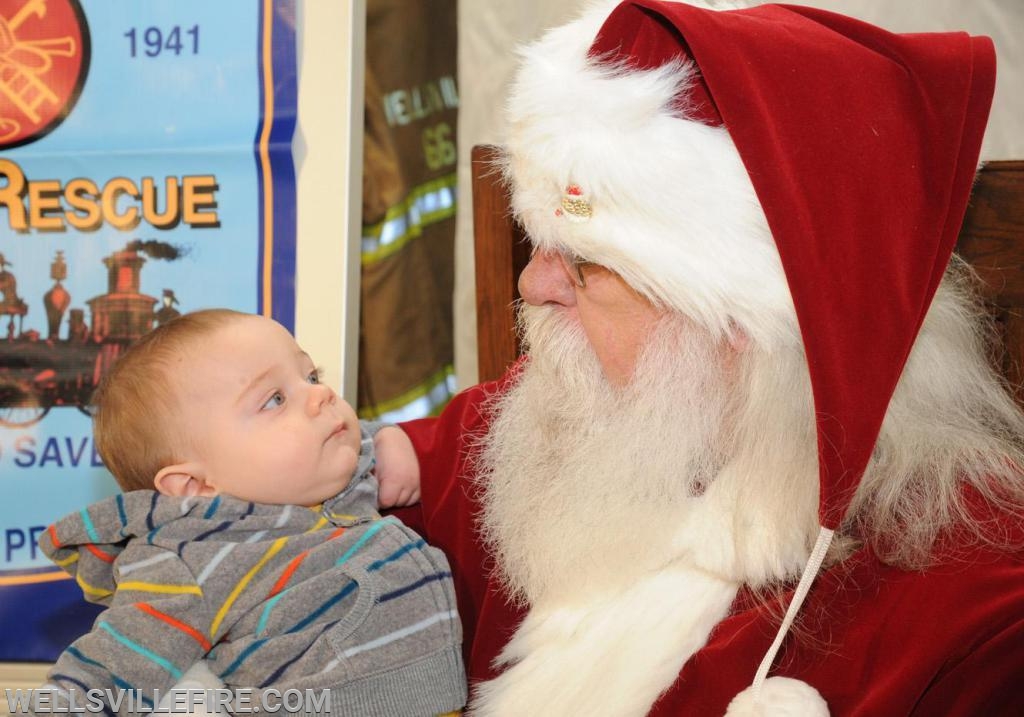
[0,0,296,660]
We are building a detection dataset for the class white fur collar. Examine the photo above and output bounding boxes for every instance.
[470,565,739,716]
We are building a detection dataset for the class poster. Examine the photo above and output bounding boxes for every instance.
[0,0,296,660]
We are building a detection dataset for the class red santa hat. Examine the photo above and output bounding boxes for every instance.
[505,0,995,713]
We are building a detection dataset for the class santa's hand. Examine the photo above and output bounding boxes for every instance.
[374,426,421,508]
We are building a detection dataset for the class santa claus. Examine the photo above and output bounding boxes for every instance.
[394,1,1024,715]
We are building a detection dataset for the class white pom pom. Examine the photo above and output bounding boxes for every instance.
[725,677,829,716]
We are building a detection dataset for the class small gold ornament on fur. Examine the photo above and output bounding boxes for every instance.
[558,183,592,223]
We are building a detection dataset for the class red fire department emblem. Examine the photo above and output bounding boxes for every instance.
[0,0,90,149]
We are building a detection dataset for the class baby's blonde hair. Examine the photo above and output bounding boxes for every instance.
[92,309,245,491]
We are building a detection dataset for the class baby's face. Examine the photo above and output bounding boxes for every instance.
[168,315,362,506]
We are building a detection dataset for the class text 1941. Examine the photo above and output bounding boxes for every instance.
[124,25,199,58]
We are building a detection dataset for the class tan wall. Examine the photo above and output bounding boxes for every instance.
[0,664,49,716]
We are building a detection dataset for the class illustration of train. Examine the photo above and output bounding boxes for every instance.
[0,241,182,427]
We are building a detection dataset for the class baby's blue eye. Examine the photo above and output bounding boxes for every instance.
[307,369,322,385]
[261,391,285,411]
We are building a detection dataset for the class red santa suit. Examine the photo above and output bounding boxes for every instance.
[394,1,1024,714]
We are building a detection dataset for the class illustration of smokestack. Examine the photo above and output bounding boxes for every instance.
[86,246,157,342]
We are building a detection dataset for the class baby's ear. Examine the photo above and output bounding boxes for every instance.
[154,463,216,498]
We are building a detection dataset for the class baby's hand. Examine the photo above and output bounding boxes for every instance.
[374,426,421,508]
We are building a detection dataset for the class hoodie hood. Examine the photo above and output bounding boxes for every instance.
[39,435,381,606]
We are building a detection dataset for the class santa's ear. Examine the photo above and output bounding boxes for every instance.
[154,462,216,498]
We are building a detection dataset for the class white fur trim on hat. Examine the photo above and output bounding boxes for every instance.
[504,0,799,349]
[725,676,829,716]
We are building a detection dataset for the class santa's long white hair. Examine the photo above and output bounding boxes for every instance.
[851,258,1024,567]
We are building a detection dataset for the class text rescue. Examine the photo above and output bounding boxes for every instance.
[0,159,220,232]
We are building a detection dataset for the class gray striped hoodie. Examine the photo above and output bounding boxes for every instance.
[36,427,466,716]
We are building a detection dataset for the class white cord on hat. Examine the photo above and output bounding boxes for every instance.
[750,525,835,697]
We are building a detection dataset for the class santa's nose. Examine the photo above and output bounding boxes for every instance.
[519,248,578,308]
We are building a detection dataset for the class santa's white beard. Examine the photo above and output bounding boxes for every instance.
[472,306,748,715]
[477,304,734,607]
[471,305,822,715]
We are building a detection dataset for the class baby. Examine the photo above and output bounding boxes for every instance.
[34,309,464,716]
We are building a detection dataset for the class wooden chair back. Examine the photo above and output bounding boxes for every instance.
[471,144,530,383]
[472,144,1024,398]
